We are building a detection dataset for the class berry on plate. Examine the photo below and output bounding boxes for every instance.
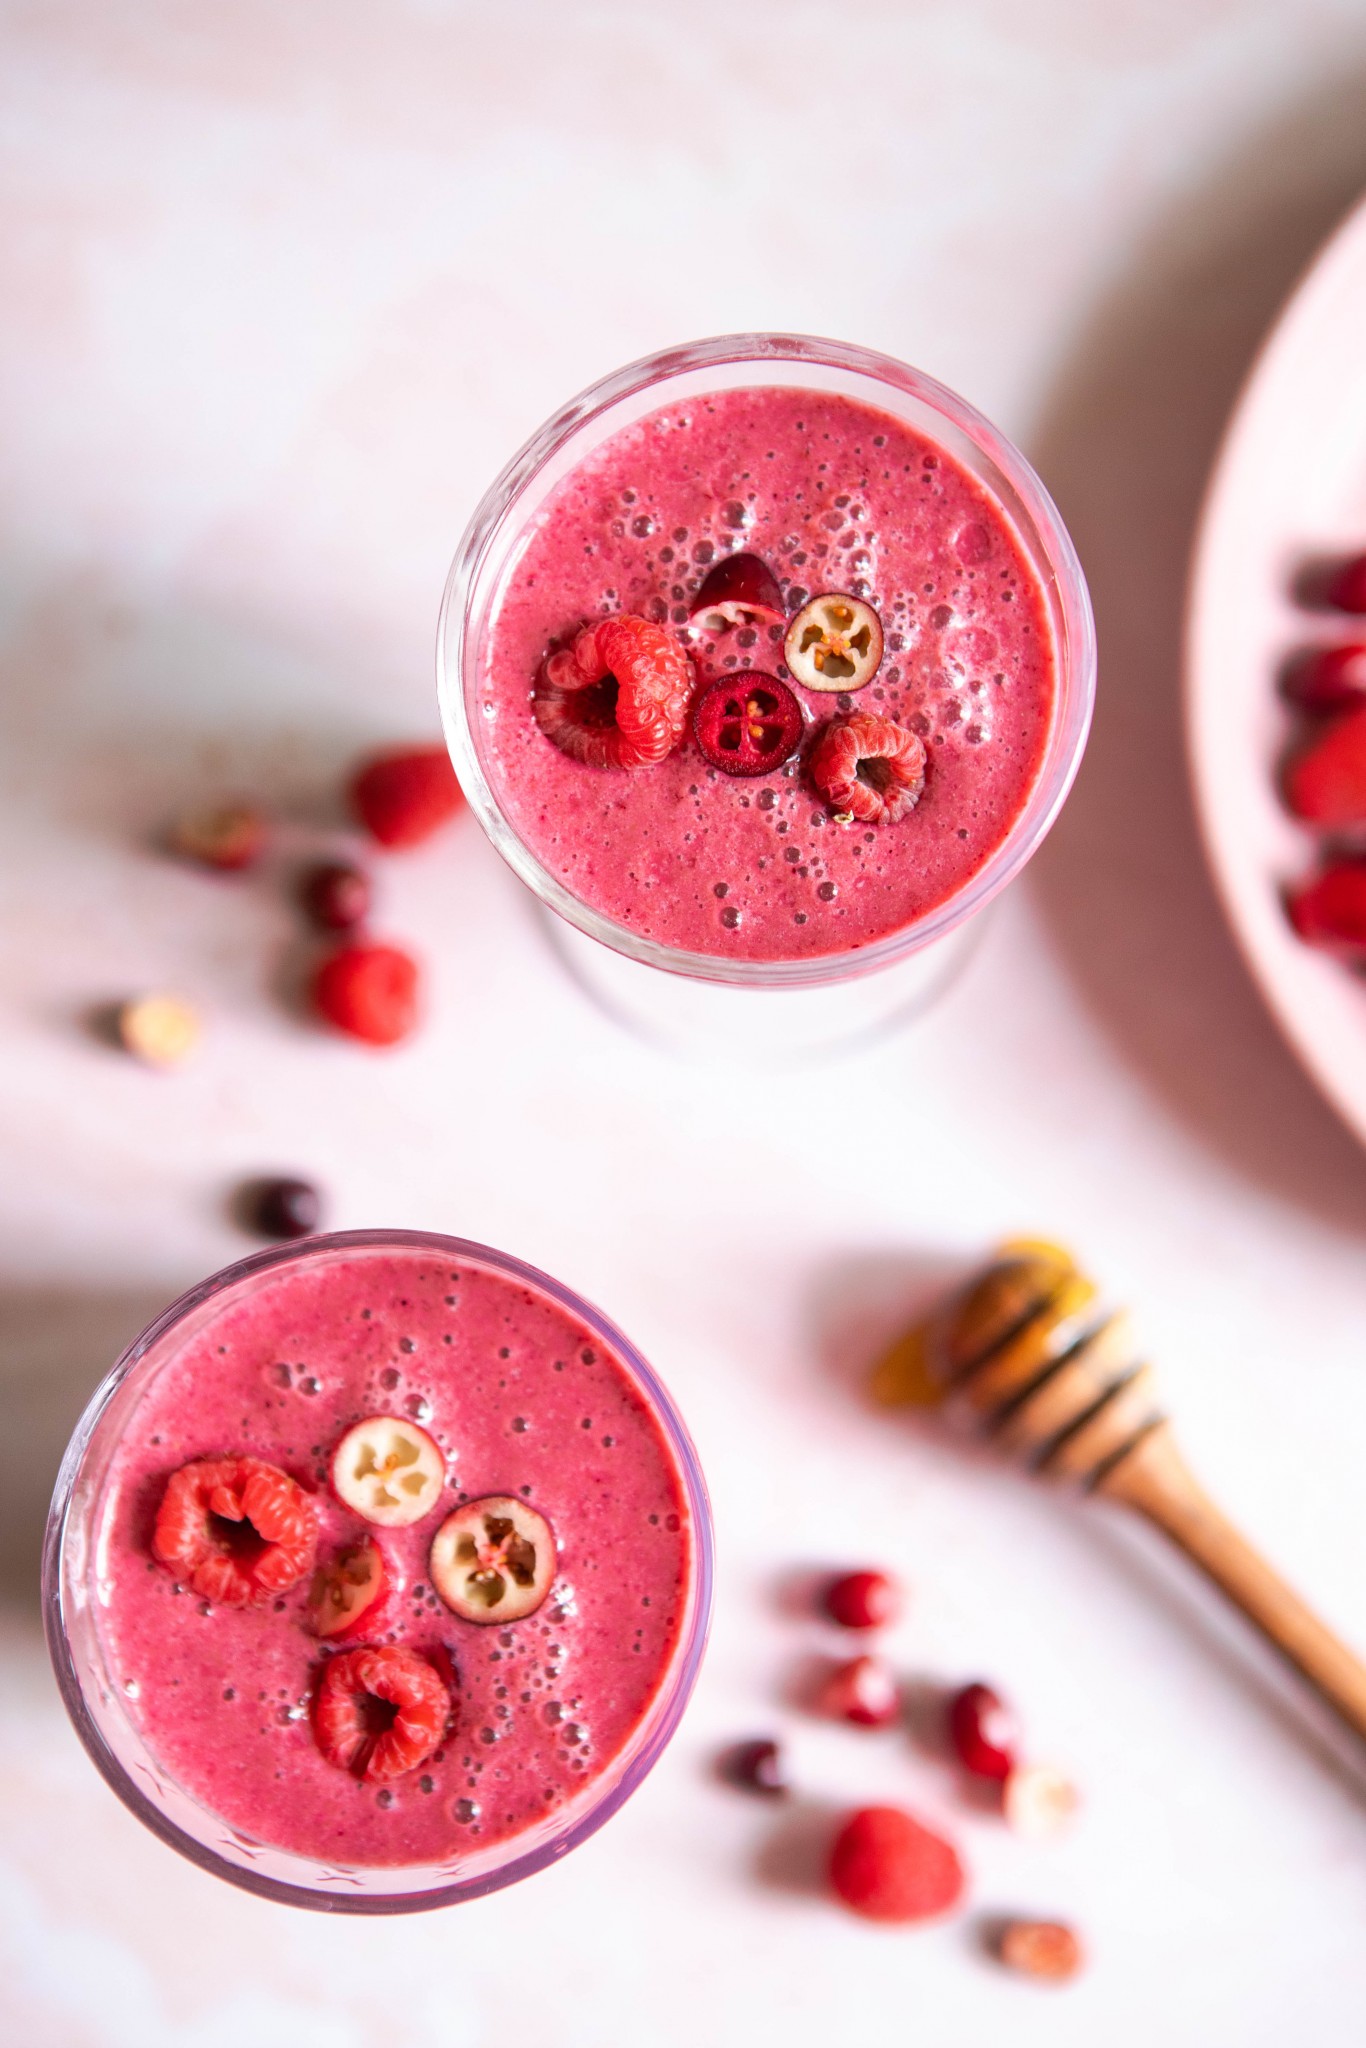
[692,674,803,777]
[300,861,371,931]
[947,1681,1018,1780]
[688,552,787,634]
[306,1537,389,1640]
[817,1654,901,1727]
[996,1918,1085,1982]
[1326,554,1366,614]
[1286,861,1366,950]
[718,1737,788,1797]
[1282,643,1366,712]
[117,993,201,1068]
[430,1496,556,1623]
[1283,705,1366,827]
[824,1568,902,1631]
[152,1456,317,1605]
[809,711,927,826]
[1003,1762,1079,1838]
[312,942,421,1046]
[311,1643,449,1781]
[350,745,464,849]
[168,802,267,871]
[784,593,884,693]
[829,1804,966,1923]
[244,1175,322,1240]
[331,1416,446,1527]
[533,615,692,770]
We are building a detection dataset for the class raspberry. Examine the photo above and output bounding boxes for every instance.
[809,711,926,825]
[350,746,463,849]
[829,1805,966,1923]
[152,1457,317,1606]
[312,942,420,1046]
[1283,706,1366,827]
[824,1568,902,1630]
[312,1644,450,1782]
[533,615,692,770]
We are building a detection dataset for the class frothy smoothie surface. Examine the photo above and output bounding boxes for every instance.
[477,385,1058,962]
[93,1247,692,1871]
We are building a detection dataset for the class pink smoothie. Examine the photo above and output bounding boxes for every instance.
[92,1244,693,1870]
[477,385,1057,962]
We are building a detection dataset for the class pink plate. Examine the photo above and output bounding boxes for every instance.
[1186,190,1366,1146]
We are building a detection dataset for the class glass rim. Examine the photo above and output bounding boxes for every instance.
[42,1228,714,1914]
[437,329,1095,987]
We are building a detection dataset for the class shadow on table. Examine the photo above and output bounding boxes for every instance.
[1027,63,1366,1231]
[0,1284,169,1622]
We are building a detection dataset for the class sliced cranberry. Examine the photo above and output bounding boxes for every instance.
[823,1568,902,1631]
[1282,643,1366,712]
[947,1681,1018,1780]
[719,1737,788,1797]
[693,674,803,777]
[817,1654,901,1727]
[1327,554,1366,614]
[688,552,787,634]
[784,593,884,692]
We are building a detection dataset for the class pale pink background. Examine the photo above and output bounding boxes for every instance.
[3,4,1366,2044]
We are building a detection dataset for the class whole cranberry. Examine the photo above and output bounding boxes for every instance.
[947,1681,1018,1780]
[301,861,371,931]
[824,1569,902,1631]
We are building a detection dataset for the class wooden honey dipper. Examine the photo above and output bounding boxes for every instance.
[872,1239,1366,1746]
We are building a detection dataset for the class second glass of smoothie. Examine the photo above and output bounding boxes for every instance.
[439,332,1094,1053]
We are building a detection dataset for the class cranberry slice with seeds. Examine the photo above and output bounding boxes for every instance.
[693,674,803,777]
[307,1537,389,1640]
[688,551,787,634]
[810,710,927,826]
[784,593,884,692]
[430,1495,556,1623]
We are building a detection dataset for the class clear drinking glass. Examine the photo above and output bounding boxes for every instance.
[438,332,1095,1056]
[43,1230,713,1913]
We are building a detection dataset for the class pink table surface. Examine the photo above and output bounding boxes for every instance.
[3,5,1366,2044]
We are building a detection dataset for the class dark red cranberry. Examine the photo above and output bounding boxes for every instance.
[1286,861,1366,950]
[824,1569,902,1631]
[1327,555,1366,614]
[692,674,803,777]
[301,861,372,931]
[246,1177,323,1241]
[688,552,786,633]
[947,1681,1018,1780]
[719,1737,788,1797]
[817,1654,901,1727]
[1282,643,1366,711]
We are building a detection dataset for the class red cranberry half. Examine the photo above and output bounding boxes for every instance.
[1327,554,1366,614]
[824,1568,902,1631]
[301,861,372,931]
[947,1681,1018,1780]
[693,674,803,778]
[688,552,786,633]
[1283,643,1366,712]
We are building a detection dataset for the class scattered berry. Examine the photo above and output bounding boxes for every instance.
[1283,705,1366,826]
[350,745,463,849]
[947,1682,1018,1781]
[152,1457,317,1605]
[331,1416,446,1527]
[168,802,267,871]
[784,593,884,693]
[688,552,787,633]
[809,711,927,826]
[244,1175,323,1240]
[829,1804,966,1923]
[312,942,420,1046]
[1287,861,1366,951]
[1282,643,1366,712]
[817,1654,901,1727]
[1003,1763,1079,1839]
[995,1918,1085,1982]
[533,615,692,769]
[117,993,201,1069]
[300,860,371,931]
[718,1737,788,1797]
[692,674,804,777]
[307,1538,389,1641]
[824,1568,902,1631]
[1326,554,1366,613]
[430,1496,556,1623]
[312,1643,449,1781]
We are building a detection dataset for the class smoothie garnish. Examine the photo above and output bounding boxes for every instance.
[947,1681,1017,1780]
[829,1804,966,1924]
[784,593,884,693]
[307,1537,388,1640]
[331,1416,445,1527]
[687,551,787,635]
[823,1567,903,1630]
[168,802,267,871]
[430,1496,556,1623]
[692,675,803,778]
[809,711,927,827]
[533,615,692,770]
[312,941,422,1046]
[311,1643,449,1782]
[817,1653,901,1727]
[351,744,464,849]
[152,1457,318,1606]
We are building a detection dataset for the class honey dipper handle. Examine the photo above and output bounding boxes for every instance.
[1097,1422,1366,1745]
